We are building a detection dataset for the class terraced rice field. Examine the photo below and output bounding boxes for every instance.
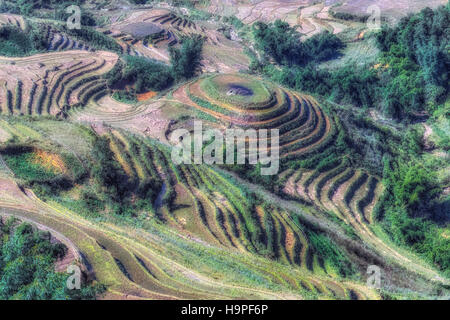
[1,5,447,299]
[171,73,384,223]
[0,50,118,117]
[0,120,381,299]
[208,0,446,33]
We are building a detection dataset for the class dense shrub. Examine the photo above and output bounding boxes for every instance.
[0,0,85,16]
[252,6,450,120]
[253,20,344,66]
[0,220,102,300]
[62,26,122,53]
[375,151,449,275]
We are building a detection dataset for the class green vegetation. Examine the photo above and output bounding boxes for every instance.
[308,231,355,277]
[252,5,450,120]
[375,154,449,276]
[222,15,244,30]
[0,0,448,300]
[0,0,85,17]
[0,25,47,56]
[169,35,204,80]
[1,148,57,181]
[0,220,101,300]
[376,6,450,118]
[90,136,130,203]
[330,11,369,23]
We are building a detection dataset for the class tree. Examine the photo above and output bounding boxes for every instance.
[169,35,204,80]
[91,136,128,201]
[253,20,305,66]
[105,56,173,93]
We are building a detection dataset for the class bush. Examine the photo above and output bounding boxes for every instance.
[62,25,122,53]
[1,146,58,182]
[253,20,344,66]
[106,56,173,93]
[0,221,102,300]
[1,0,85,17]
[169,35,204,80]
[90,136,129,201]
[376,153,449,274]
[376,5,450,118]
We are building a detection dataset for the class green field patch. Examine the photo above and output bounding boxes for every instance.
[1,146,59,181]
